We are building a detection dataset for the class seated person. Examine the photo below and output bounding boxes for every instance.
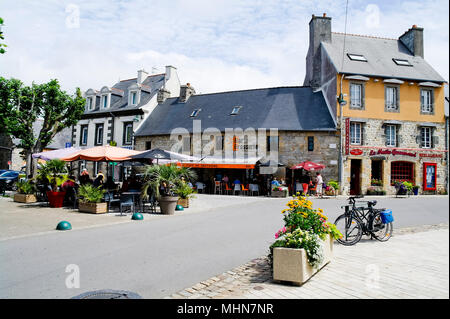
[104,176,118,191]
[271,177,281,187]
[233,178,241,186]
[61,176,77,192]
[93,173,104,188]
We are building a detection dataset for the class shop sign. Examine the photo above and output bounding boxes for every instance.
[369,149,416,158]
[419,153,443,158]
[345,118,350,155]
[350,149,363,156]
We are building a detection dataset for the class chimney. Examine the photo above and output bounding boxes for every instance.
[165,65,176,82]
[399,25,424,58]
[157,88,171,104]
[137,69,148,85]
[179,83,195,103]
[306,14,332,89]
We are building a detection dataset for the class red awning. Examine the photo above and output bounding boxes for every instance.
[291,161,325,171]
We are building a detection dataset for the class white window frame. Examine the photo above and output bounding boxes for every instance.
[231,106,242,115]
[350,83,363,109]
[80,125,88,146]
[190,109,201,117]
[101,94,109,108]
[86,97,93,110]
[350,122,362,145]
[123,122,133,145]
[347,54,367,62]
[95,124,104,145]
[421,127,432,149]
[385,86,399,111]
[421,89,433,113]
[385,125,397,147]
[129,91,139,106]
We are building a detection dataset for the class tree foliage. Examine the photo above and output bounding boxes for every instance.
[0,17,6,54]
[0,77,85,174]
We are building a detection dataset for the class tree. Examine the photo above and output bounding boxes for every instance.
[0,77,85,176]
[0,17,6,54]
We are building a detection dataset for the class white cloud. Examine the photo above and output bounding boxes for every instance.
[0,0,448,95]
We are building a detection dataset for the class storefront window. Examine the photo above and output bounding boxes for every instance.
[391,161,414,184]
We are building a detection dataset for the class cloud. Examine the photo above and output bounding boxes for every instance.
[0,0,448,95]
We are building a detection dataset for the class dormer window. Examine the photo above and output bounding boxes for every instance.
[347,54,367,62]
[190,109,201,117]
[86,97,93,110]
[393,58,412,66]
[129,91,138,106]
[101,95,109,108]
[230,106,242,115]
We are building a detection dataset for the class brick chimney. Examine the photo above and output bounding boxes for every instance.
[179,83,195,103]
[399,25,424,58]
[305,13,332,89]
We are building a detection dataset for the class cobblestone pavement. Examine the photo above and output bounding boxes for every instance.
[167,224,449,299]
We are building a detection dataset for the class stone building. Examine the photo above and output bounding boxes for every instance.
[134,85,339,190]
[304,14,448,195]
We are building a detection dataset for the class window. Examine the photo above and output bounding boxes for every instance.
[350,122,362,145]
[123,122,133,145]
[347,54,367,62]
[385,125,397,147]
[145,141,152,150]
[391,161,414,184]
[420,127,432,148]
[231,106,242,115]
[307,136,314,152]
[95,124,104,145]
[130,91,137,105]
[267,136,279,153]
[385,86,399,111]
[420,89,433,113]
[349,83,364,108]
[393,58,412,66]
[102,95,108,108]
[190,109,201,117]
[86,97,93,110]
[80,125,88,146]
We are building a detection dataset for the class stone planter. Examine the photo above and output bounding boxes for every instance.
[177,198,189,208]
[14,193,37,203]
[271,190,288,198]
[273,234,333,285]
[159,196,179,215]
[78,202,108,214]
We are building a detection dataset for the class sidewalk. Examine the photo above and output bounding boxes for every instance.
[167,224,449,299]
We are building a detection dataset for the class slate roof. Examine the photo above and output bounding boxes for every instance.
[83,73,166,116]
[135,86,336,137]
[322,33,445,83]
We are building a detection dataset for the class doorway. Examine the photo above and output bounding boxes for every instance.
[350,159,362,195]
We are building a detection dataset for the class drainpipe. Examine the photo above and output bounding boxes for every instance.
[338,74,346,195]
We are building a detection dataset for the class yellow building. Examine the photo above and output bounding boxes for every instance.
[304,14,447,195]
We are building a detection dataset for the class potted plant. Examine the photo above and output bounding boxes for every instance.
[14,180,37,203]
[269,195,342,285]
[271,186,288,198]
[78,184,107,214]
[402,181,413,196]
[175,181,196,208]
[326,180,339,196]
[141,164,197,215]
[412,185,420,196]
[37,159,70,207]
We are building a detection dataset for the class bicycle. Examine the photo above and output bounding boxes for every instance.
[334,195,393,246]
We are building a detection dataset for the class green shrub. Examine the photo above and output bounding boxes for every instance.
[16,180,36,195]
[78,184,105,203]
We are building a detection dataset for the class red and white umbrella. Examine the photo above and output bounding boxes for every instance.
[291,161,325,171]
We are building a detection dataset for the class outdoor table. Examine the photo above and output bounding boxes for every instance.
[121,191,142,213]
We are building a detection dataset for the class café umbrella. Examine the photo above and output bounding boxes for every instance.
[291,161,325,171]
[32,147,81,161]
[129,148,199,165]
[61,145,143,162]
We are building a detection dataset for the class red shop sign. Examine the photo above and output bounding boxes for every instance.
[350,149,363,156]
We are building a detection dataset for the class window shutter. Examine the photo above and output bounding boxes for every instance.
[397,135,402,147]
[361,124,365,145]
[396,87,400,109]
[415,134,422,146]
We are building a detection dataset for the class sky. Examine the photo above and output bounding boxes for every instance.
[0,0,448,95]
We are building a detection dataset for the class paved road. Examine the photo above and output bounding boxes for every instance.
[0,196,448,298]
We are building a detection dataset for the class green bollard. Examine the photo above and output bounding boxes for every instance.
[56,221,72,231]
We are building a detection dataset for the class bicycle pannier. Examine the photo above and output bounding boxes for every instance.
[380,209,394,224]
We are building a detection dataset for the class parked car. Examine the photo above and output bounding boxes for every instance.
[0,170,21,191]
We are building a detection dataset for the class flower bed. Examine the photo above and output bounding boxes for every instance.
[269,194,342,285]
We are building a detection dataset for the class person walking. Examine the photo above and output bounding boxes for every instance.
[316,172,323,197]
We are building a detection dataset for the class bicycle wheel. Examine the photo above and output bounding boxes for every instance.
[334,214,363,246]
[370,211,393,242]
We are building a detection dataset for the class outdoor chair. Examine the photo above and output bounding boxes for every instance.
[104,191,120,212]
[233,184,241,196]
[295,183,303,195]
[308,184,317,196]
[142,191,157,214]
[119,194,134,216]
[241,184,249,196]
[195,182,205,194]
[214,181,222,194]
[249,184,259,196]
[224,183,232,195]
